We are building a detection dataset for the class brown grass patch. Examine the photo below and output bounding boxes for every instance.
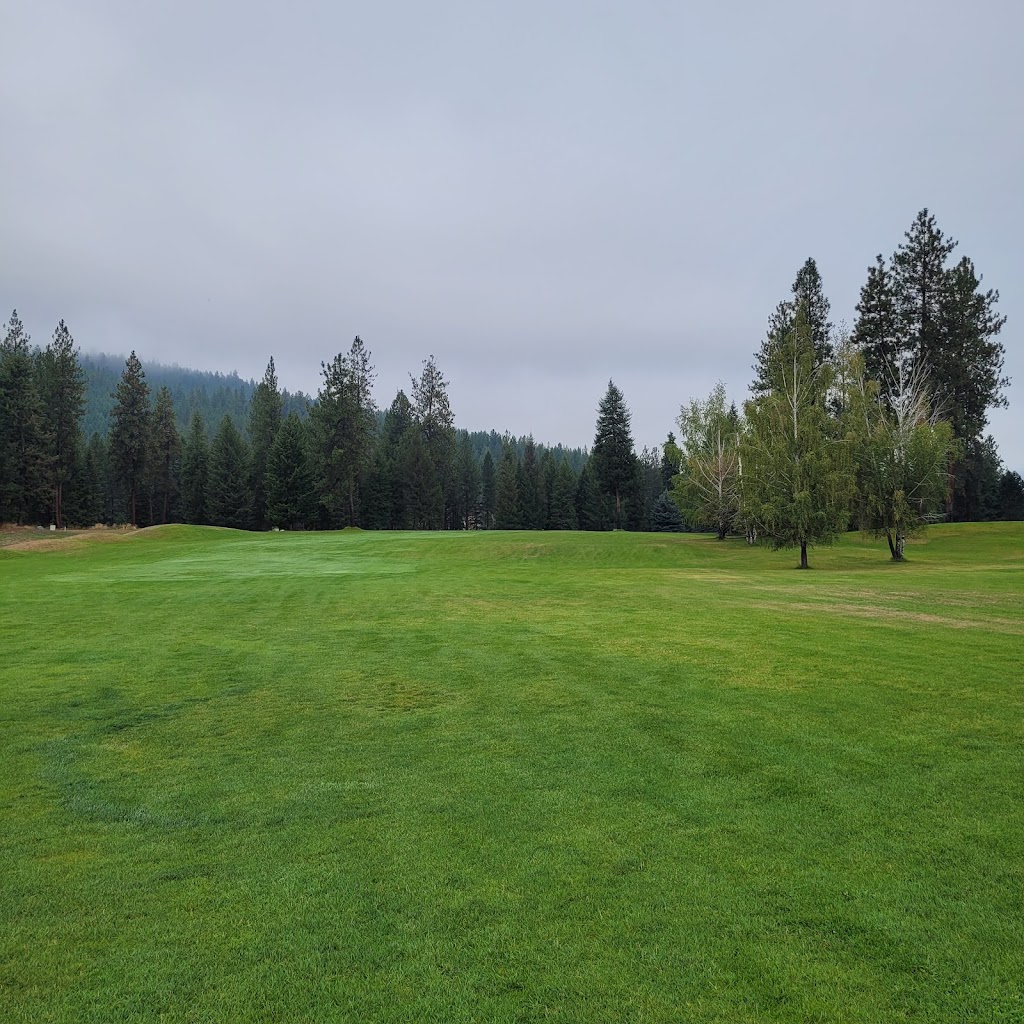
[762,599,1024,635]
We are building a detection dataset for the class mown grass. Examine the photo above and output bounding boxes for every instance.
[1,524,1022,1023]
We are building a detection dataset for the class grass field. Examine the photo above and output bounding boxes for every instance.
[1,524,1022,1022]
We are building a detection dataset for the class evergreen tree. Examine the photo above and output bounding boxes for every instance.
[633,447,664,531]
[519,438,545,529]
[741,305,854,568]
[312,338,377,526]
[266,412,317,529]
[660,432,681,489]
[851,255,901,403]
[590,380,637,529]
[936,256,1008,445]
[892,208,957,373]
[956,435,1003,522]
[480,450,496,529]
[38,320,86,528]
[402,429,443,529]
[997,470,1024,521]
[148,387,181,524]
[248,357,283,530]
[108,351,151,525]
[456,433,481,529]
[752,258,833,394]
[651,491,684,532]
[409,355,454,529]
[548,458,579,530]
[494,443,522,529]
[180,413,210,525]
[380,390,415,529]
[540,450,558,528]
[71,432,108,526]
[207,415,252,529]
[0,311,47,524]
[575,461,610,531]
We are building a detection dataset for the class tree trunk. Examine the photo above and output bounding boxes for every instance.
[799,539,808,569]
[54,484,61,530]
[130,486,136,526]
[885,530,897,559]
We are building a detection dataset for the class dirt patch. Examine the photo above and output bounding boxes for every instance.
[2,525,139,552]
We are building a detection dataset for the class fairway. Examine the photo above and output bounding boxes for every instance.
[2,525,1022,1022]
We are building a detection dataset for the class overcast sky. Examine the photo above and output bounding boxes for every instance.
[2,1,1020,465]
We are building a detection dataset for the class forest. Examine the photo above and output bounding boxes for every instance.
[1,210,1021,554]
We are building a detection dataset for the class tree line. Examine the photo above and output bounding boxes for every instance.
[0,327,659,533]
[1,209,1019,547]
[668,209,1020,564]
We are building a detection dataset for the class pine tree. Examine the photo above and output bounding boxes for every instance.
[480,450,496,529]
[456,433,481,529]
[248,357,283,530]
[108,351,151,525]
[741,305,854,568]
[0,311,47,524]
[380,390,415,529]
[519,438,545,529]
[207,415,252,529]
[575,461,610,531]
[851,255,901,403]
[266,412,316,529]
[590,380,637,529]
[146,387,181,523]
[311,338,377,526]
[651,491,684,532]
[935,256,1008,444]
[660,432,681,489]
[409,355,454,529]
[80,432,110,525]
[37,320,86,528]
[997,471,1024,521]
[494,443,522,529]
[180,414,210,525]
[752,259,833,395]
[548,459,579,530]
[892,209,957,373]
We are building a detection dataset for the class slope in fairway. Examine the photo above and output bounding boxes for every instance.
[1,525,1022,1023]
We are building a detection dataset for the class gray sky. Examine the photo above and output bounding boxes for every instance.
[2,0,1021,466]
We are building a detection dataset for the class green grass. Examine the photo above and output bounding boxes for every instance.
[1,524,1022,1022]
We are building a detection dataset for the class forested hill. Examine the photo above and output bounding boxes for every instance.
[81,353,312,438]
[82,353,589,469]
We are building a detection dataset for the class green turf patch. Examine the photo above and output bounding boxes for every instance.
[1,525,1022,1022]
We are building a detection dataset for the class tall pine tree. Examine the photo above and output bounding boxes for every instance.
[266,412,316,530]
[38,320,86,528]
[590,380,637,530]
[148,386,181,524]
[0,311,46,524]
[248,357,283,530]
[312,337,377,526]
[180,413,210,525]
[207,415,252,529]
[108,351,151,525]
